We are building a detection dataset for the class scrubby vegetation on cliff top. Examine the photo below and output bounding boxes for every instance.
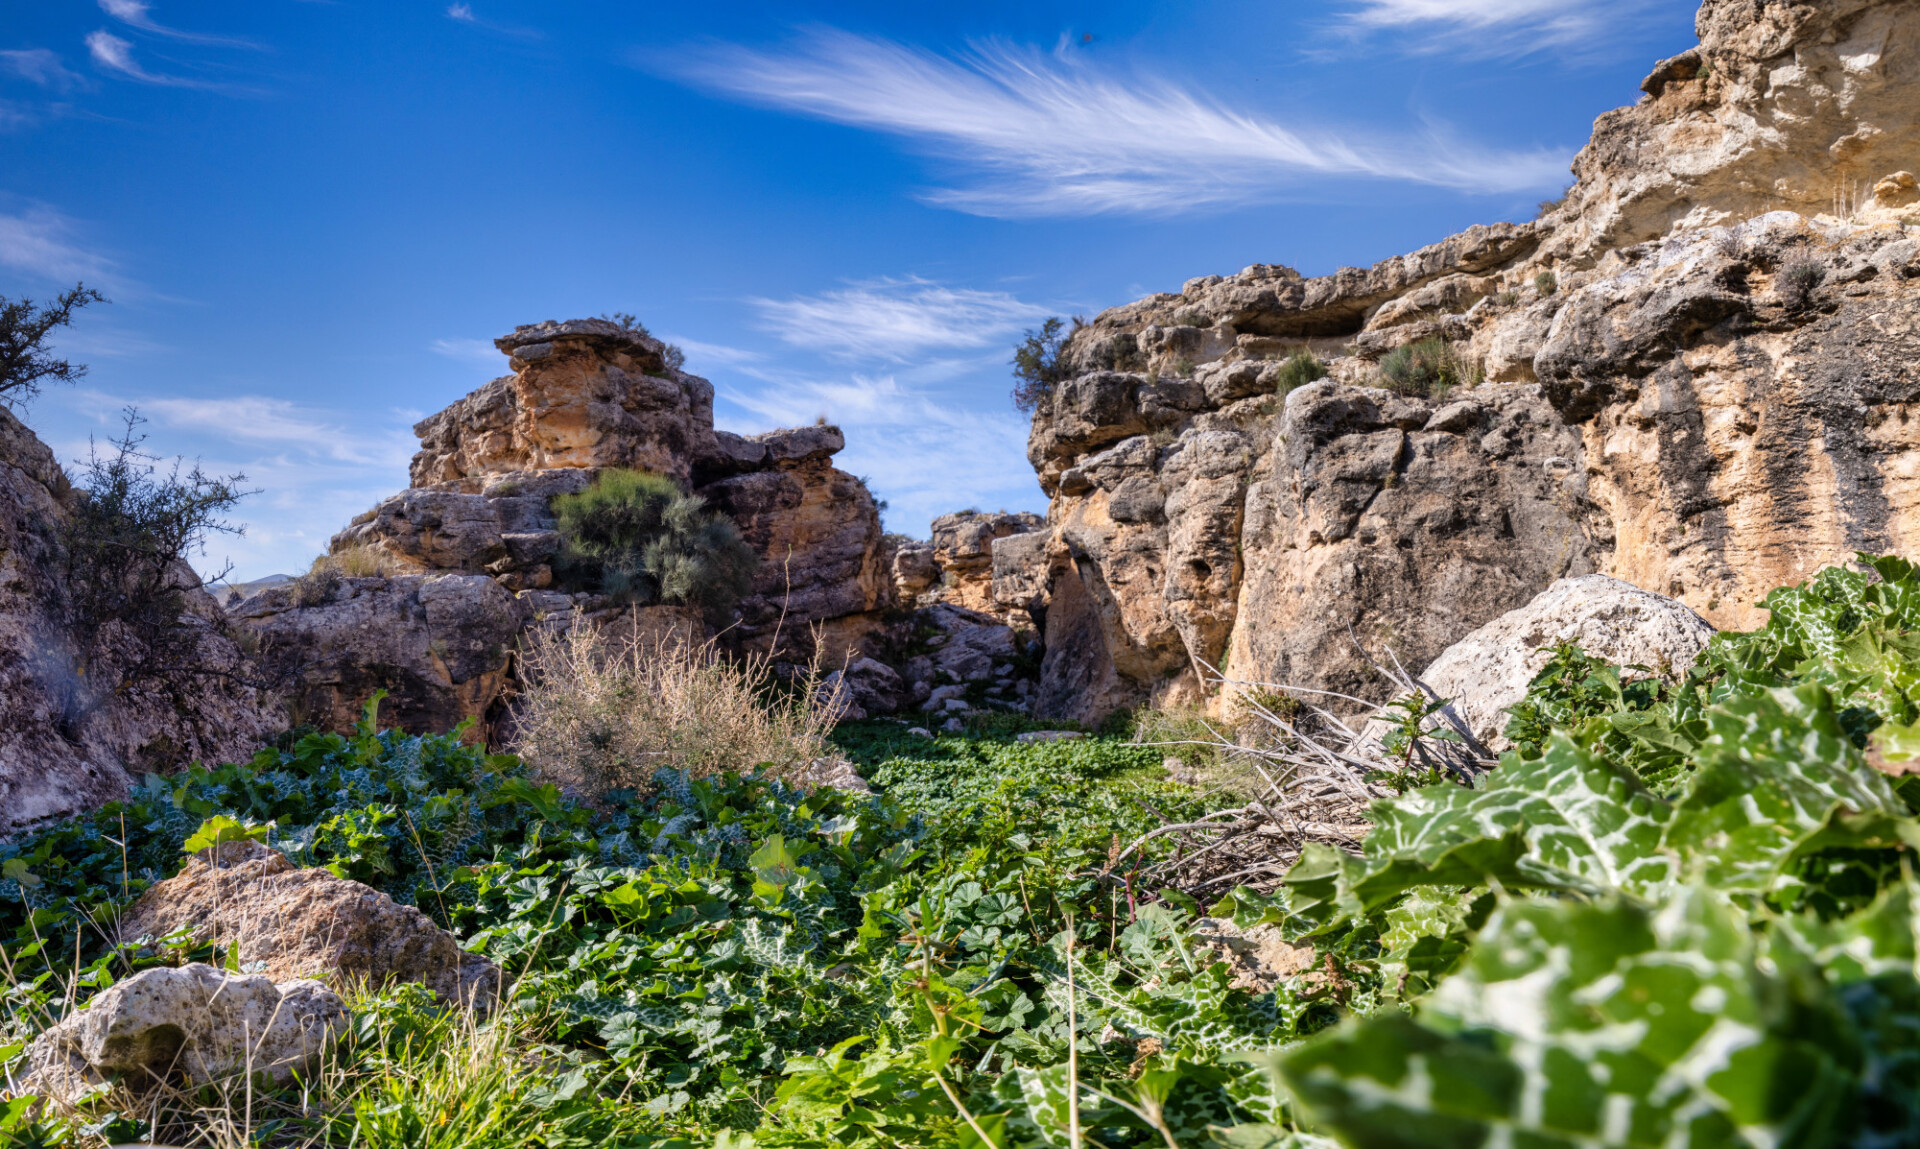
[6,556,1920,1148]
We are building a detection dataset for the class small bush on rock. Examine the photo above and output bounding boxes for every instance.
[1533,269,1559,296]
[552,468,757,616]
[1378,337,1472,399]
[1272,349,1328,394]
[1010,316,1069,413]
[1779,257,1827,308]
[0,283,104,407]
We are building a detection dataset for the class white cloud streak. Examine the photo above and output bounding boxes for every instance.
[447,4,476,23]
[669,30,1571,216]
[1337,0,1668,58]
[749,278,1051,360]
[0,49,84,91]
[429,337,503,365]
[86,30,219,87]
[0,207,117,286]
[97,0,261,49]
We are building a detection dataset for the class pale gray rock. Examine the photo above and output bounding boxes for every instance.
[23,964,347,1102]
[1416,575,1716,750]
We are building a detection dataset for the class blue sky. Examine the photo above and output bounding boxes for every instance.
[1,0,1699,580]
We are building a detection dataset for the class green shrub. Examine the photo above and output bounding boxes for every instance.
[1011,316,1069,413]
[552,468,757,615]
[1272,349,1328,393]
[1533,269,1559,296]
[1377,337,1472,399]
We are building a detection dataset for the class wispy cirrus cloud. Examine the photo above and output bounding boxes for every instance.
[749,278,1051,360]
[445,4,540,40]
[137,394,412,465]
[666,29,1570,217]
[97,0,261,49]
[429,337,503,366]
[86,30,222,88]
[0,49,85,92]
[1335,0,1671,58]
[0,206,119,287]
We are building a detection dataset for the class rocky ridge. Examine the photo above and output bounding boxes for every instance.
[999,0,1920,723]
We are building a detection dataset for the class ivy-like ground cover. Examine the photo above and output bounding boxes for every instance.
[4,556,1920,1148]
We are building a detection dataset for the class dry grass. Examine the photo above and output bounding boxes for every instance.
[510,619,844,798]
[310,544,401,579]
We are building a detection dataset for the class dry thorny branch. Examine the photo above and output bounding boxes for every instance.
[1112,648,1494,898]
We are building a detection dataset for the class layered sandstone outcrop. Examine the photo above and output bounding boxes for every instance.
[243,319,891,735]
[1016,0,1920,723]
[0,408,273,836]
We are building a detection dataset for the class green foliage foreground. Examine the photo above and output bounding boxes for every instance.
[7,557,1920,1148]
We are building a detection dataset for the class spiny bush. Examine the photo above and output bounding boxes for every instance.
[551,468,757,615]
[0,282,104,406]
[511,619,840,796]
[1010,316,1069,414]
[1272,349,1328,394]
[1779,257,1827,308]
[56,408,254,735]
[1533,269,1559,296]
[1377,337,1472,399]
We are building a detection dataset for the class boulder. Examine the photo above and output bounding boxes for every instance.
[1415,575,1716,750]
[236,573,529,739]
[23,964,346,1102]
[117,840,504,1007]
[823,656,904,717]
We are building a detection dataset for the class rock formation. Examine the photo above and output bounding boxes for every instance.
[1013,0,1920,724]
[22,963,347,1103]
[0,408,273,837]
[118,840,505,1005]
[239,319,892,735]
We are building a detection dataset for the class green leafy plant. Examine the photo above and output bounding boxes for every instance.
[551,468,758,615]
[1533,270,1559,296]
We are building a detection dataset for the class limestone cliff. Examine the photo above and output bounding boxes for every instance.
[1012,0,1920,723]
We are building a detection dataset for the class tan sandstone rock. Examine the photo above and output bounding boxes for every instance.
[118,840,503,1007]
[23,964,346,1102]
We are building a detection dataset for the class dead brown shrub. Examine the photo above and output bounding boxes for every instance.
[510,619,843,797]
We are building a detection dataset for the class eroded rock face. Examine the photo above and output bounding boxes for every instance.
[236,573,529,737]
[1012,0,1920,723]
[1415,575,1716,750]
[118,840,503,1006]
[925,511,1044,617]
[411,319,718,487]
[0,408,275,836]
[23,964,347,1102]
[1544,0,1920,265]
